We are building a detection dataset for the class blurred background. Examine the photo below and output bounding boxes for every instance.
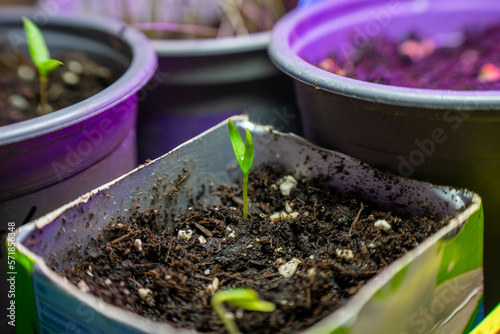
[0,0,35,5]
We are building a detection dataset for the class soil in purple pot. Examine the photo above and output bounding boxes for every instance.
[315,23,500,90]
[0,48,119,127]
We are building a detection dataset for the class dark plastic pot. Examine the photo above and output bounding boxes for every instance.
[137,31,301,162]
[38,1,301,162]
[0,9,157,332]
[269,0,500,311]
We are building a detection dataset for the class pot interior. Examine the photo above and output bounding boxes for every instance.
[291,0,500,64]
[0,19,131,79]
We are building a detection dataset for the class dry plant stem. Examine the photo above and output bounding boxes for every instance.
[150,0,159,39]
[241,1,273,32]
[184,3,197,39]
[221,0,249,35]
[243,0,285,32]
[255,0,276,28]
[135,22,219,38]
[121,0,132,25]
[349,203,365,237]
[82,0,288,38]
[217,16,234,37]
[270,0,287,20]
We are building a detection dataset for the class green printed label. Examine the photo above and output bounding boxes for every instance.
[374,263,410,300]
[329,327,351,334]
[436,205,483,287]
[13,246,39,334]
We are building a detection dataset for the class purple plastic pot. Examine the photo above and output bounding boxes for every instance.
[0,9,156,332]
[0,9,157,224]
[269,0,500,311]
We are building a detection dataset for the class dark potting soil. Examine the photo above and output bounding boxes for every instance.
[315,23,500,90]
[56,163,450,333]
[0,49,118,126]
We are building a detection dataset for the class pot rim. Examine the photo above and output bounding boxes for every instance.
[269,0,500,110]
[152,30,270,57]
[0,8,158,145]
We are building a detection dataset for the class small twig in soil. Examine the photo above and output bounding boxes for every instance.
[164,241,174,264]
[256,273,281,280]
[109,232,131,244]
[194,274,216,281]
[349,203,365,237]
[295,195,306,204]
[307,186,334,199]
[198,218,222,226]
[180,213,206,226]
[173,169,191,192]
[128,277,143,289]
[194,222,214,237]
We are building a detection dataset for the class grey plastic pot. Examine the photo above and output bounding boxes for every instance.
[14,117,483,334]
[269,0,500,311]
[38,1,301,161]
[0,9,157,332]
[136,30,301,162]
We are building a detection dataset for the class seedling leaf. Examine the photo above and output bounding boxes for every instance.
[214,288,275,311]
[230,299,276,312]
[38,59,63,77]
[213,287,258,303]
[242,129,254,174]
[23,17,50,66]
[228,119,246,170]
[22,17,63,114]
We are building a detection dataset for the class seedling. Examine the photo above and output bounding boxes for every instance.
[211,287,276,334]
[23,17,63,114]
[228,119,254,218]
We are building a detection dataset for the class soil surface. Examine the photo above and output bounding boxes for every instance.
[56,163,450,333]
[315,23,500,90]
[0,49,118,127]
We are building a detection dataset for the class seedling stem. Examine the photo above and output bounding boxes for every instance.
[211,287,276,334]
[228,119,254,218]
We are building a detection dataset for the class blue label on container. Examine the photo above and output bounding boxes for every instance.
[33,274,104,334]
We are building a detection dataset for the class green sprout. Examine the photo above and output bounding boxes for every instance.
[22,17,63,114]
[228,119,254,219]
[211,287,276,334]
